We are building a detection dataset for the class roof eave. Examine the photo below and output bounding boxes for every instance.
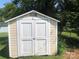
[5,10,60,23]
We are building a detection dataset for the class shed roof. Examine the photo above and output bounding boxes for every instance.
[5,10,60,23]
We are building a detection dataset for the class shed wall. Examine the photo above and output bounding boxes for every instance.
[50,20,57,55]
[8,20,18,58]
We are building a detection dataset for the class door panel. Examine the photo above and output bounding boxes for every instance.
[21,41,33,56]
[36,40,46,55]
[20,21,33,56]
[22,23,32,39]
[35,21,47,55]
[36,23,46,39]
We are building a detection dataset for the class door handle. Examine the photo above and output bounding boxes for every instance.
[33,38,35,40]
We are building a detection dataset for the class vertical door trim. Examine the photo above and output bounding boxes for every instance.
[17,19,21,57]
[56,22,58,54]
[46,20,49,55]
[47,19,50,55]
[32,17,36,55]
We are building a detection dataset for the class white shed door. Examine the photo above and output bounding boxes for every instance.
[18,18,49,56]
[35,20,48,55]
[20,20,34,56]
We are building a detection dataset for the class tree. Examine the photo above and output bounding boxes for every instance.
[0,3,20,21]
[12,0,49,12]
[3,3,17,20]
[56,0,79,32]
[0,8,4,21]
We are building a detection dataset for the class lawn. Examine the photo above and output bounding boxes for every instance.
[61,32,79,39]
[18,55,63,59]
[61,31,79,48]
[0,32,9,59]
[0,32,64,59]
[0,32,79,59]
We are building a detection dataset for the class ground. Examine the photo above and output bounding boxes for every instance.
[63,49,79,59]
[0,32,79,59]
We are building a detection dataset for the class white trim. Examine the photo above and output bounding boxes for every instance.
[48,19,51,55]
[32,17,35,55]
[5,10,60,23]
[56,22,58,54]
[46,19,50,55]
[17,20,21,57]
[8,23,12,57]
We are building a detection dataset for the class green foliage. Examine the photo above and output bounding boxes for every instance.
[64,0,79,12]
[12,0,49,11]
[0,3,17,21]
[3,3,16,19]
[56,11,79,38]
[58,35,66,55]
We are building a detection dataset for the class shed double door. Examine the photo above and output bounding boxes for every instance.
[19,18,49,56]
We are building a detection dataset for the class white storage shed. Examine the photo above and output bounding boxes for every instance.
[5,10,60,58]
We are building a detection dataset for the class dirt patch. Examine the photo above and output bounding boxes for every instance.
[63,49,79,59]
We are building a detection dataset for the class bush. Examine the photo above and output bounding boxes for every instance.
[58,35,66,55]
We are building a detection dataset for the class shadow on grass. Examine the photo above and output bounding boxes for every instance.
[17,55,61,59]
[0,37,9,58]
[61,35,79,49]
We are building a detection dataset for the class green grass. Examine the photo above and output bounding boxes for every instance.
[0,32,8,37]
[0,32,9,59]
[61,31,79,49]
[0,32,63,59]
[61,32,79,39]
[18,55,63,59]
